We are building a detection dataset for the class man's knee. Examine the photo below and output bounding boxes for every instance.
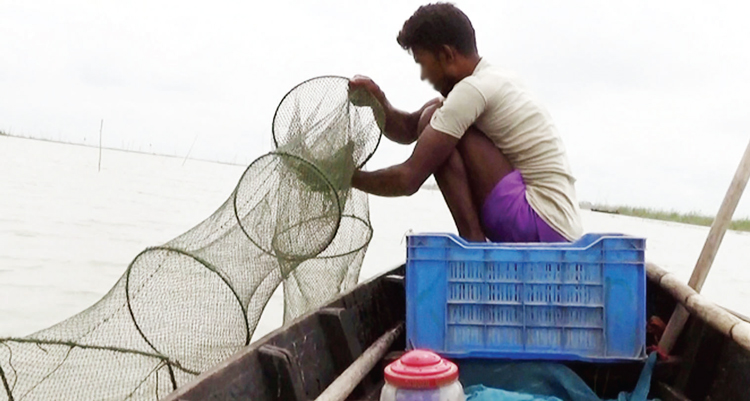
[435,148,463,178]
[457,125,492,153]
[417,100,441,135]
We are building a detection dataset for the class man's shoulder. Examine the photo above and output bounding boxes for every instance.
[443,60,519,103]
[469,64,531,104]
[466,61,516,91]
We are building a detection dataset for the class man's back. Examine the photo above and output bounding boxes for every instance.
[431,59,583,240]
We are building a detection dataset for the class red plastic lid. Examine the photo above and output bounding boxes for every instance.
[384,350,459,389]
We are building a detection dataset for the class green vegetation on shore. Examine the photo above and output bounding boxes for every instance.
[586,204,750,232]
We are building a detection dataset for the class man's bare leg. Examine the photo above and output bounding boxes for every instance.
[434,151,487,241]
[416,104,516,240]
[417,105,485,241]
[456,126,514,212]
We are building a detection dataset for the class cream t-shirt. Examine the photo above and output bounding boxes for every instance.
[430,58,583,241]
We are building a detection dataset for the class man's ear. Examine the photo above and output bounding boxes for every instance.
[438,45,456,65]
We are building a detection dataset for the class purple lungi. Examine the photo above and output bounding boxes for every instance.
[480,170,568,243]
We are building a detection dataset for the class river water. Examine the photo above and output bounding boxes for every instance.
[1,135,749,341]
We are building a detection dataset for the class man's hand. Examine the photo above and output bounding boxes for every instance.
[348,75,390,112]
[348,75,429,145]
[348,76,387,132]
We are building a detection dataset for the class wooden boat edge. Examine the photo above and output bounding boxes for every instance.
[165,262,750,400]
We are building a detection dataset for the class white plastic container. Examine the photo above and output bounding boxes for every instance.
[380,349,464,401]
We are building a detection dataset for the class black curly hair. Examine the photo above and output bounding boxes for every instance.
[397,3,478,56]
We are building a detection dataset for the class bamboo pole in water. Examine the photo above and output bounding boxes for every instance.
[659,139,750,353]
[98,119,103,172]
[182,134,199,166]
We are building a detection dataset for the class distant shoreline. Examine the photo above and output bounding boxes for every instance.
[0,130,246,167]
[581,204,750,233]
[422,183,750,232]
[4,131,749,231]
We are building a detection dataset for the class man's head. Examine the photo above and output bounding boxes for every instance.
[397,3,479,96]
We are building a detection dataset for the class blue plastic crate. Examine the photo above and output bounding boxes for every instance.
[406,233,646,362]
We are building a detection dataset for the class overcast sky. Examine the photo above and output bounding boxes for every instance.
[2,1,750,217]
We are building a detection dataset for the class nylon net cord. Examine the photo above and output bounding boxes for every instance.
[0,76,384,400]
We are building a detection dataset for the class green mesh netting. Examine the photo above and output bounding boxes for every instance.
[0,76,384,400]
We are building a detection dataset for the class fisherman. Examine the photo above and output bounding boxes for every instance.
[350,3,582,243]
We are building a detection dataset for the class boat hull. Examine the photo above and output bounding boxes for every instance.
[165,265,750,401]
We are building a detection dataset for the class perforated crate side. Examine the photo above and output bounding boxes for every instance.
[406,233,647,362]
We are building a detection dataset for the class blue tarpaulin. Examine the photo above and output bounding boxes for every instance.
[464,353,658,401]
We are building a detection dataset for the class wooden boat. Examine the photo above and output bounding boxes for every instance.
[163,262,750,401]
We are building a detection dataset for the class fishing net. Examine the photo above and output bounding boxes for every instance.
[0,76,384,400]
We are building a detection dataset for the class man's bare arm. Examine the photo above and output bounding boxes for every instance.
[383,98,441,144]
[349,76,440,145]
[352,125,459,196]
